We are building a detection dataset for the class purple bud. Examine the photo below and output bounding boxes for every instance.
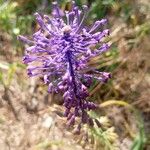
[82,111,88,124]
[63,91,70,99]
[74,123,81,134]
[64,108,70,117]
[44,75,49,84]
[68,115,75,126]
[18,35,34,45]
[88,118,94,127]
[48,83,53,93]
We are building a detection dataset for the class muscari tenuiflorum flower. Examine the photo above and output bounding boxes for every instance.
[18,1,111,129]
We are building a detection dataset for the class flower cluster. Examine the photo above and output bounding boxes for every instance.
[18,1,111,128]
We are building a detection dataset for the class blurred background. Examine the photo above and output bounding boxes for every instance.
[0,0,149,149]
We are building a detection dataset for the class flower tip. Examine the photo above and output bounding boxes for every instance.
[34,12,39,17]
[73,6,78,11]
[108,73,112,78]
[17,35,20,39]
[18,35,24,40]
[72,1,75,4]
[81,84,87,91]
[61,25,72,33]
[17,35,22,41]
[48,83,53,93]
[104,29,110,36]
[52,1,58,6]
[83,5,88,11]
[44,75,49,84]
[27,69,33,76]
[100,18,108,24]
[107,43,111,48]
[34,12,43,20]
[43,15,49,20]
[18,35,33,44]
[68,115,75,126]
[101,72,111,83]
[64,108,70,117]
[73,124,81,134]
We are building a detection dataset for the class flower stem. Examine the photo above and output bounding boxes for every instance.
[66,51,77,95]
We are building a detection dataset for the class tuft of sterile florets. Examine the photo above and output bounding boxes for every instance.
[18,1,111,129]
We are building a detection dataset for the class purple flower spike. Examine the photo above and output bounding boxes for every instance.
[19,1,111,128]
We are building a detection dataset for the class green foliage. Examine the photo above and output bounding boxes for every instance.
[98,100,147,150]
[131,112,146,150]
[0,0,17,32]
[0,62,23,87]
[131,129,146,150]
[0,0,36,36]
[88,111,119,150]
